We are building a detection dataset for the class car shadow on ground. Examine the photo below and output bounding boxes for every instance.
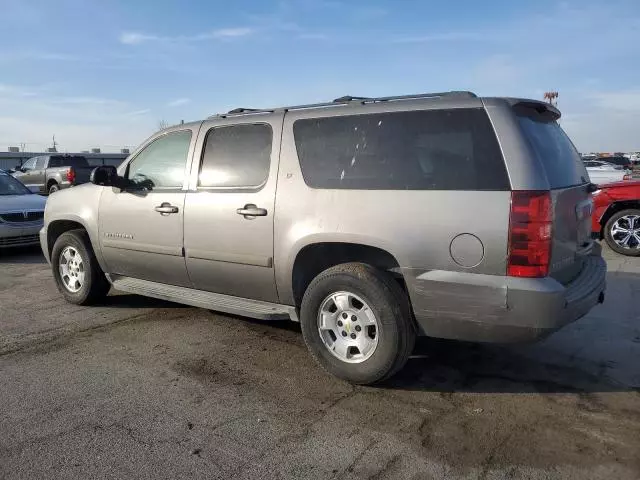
[382,336,638,394]
[0,247,46,264]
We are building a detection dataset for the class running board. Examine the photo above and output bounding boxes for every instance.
[110,276,297,321]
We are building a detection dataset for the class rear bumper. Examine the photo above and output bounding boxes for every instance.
[405,254,607,343]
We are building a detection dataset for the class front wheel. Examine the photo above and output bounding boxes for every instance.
[300,263,416,385]
[51,230,110,304]
[604,209,640,256]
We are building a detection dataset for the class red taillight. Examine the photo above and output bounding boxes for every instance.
[507,191,552,278]
[66,168,75,183]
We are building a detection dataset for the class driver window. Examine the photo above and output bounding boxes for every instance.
[22,158,37,170]
[126,130,192,189]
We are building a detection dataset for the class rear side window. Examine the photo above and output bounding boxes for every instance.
[293,108,509,190]
[199,124,272,188]
[49,156,88,168]
[517,115,588,188]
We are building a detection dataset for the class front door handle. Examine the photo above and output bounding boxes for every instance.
[236,204,268,218]
[155,202,179,215]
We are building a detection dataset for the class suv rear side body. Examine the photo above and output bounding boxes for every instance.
[41,91,607,384]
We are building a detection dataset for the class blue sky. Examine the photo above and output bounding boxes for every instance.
[0,0,638,152]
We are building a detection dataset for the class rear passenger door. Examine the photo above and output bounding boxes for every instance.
[184,113,283,302]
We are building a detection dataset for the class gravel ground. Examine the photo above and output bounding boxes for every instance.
[0,246,639,480]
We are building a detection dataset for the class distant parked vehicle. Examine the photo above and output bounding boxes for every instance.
[592,180,640,256]
[598,155,633,170]
[584,161,632,184]
[11,155,95,195]
[0,171,46,248]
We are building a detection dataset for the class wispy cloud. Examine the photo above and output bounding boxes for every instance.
[119,32,159,45]
[167,98,190,107]
[0,50,82,63]
[588,90,640,112]
[0,85,152,151]
[298,33,329,40]
[391,31,490,44]
[119,27,254,45]
[211,27,253,38]
[125,109,151,116]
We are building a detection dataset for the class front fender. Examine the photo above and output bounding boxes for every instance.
[44,184,107,271]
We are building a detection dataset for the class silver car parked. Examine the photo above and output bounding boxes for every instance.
[0,171,46,248]
[40,91,606,384]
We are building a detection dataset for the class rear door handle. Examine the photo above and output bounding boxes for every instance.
[236,204,268,218]
[155,202,179,215]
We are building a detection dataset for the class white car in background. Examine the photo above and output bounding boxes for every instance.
[0,171,46,248]
[584,160,631,185]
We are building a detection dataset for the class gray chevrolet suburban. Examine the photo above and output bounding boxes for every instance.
[40,91,606,384]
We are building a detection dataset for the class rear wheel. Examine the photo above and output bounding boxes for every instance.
[48,183,59,194]
[300,263,415,385]
[604,209,640,256]
[51,230,110,304]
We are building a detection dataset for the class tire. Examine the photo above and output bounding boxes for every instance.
[48,183,59,195]
[604,209,640,256]
[300,263,416,385]
[51,229,110,305]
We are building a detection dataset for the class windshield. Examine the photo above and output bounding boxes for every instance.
[0,173,32,195]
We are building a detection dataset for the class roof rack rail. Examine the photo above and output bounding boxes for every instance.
[227,107,271,114]
[210,107,275,119]
[209,90,478,118]
[333,95,372,103]
[332,91,476,104]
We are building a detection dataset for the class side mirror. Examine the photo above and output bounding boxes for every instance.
[90,165,118,186]
[14,165,23,173]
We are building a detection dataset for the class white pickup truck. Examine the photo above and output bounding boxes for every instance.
[584,160,632,185]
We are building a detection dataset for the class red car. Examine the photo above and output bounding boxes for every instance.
[592,180,640,256]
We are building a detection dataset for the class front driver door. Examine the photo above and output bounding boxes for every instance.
[98,127,199,286]
[14,157,37,190]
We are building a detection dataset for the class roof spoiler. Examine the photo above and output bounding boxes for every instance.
[509,99,561,121]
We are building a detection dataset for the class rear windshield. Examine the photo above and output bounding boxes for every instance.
[517,114,588,188]
[293,108,509,190]
[49,156,88,168]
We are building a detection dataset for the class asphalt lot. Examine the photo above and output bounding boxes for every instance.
[0,247,639,480]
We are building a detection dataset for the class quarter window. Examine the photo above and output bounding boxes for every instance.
[293,108,509,190]
[199,124,272,188]
[126,130,192,189]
